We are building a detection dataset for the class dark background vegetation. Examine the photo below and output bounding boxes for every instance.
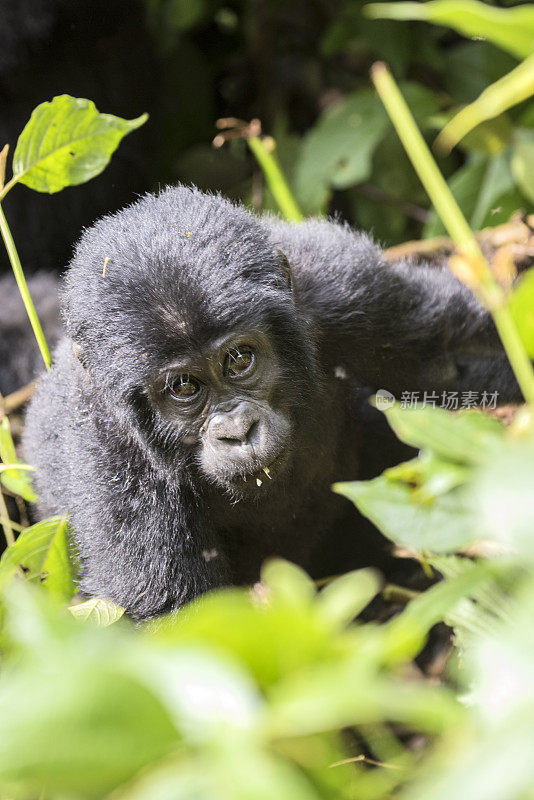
[1,0,529,276]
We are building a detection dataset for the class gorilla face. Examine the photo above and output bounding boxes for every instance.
[61,185,322,503]
[147,329,292,494]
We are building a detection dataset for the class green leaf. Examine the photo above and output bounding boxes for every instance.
[39,516,77,603]
[0,516,71,592]
[295,89,389,213]
[385,559,495,657]
[69,597,125,626]
[365,0,534,60]
[12,95,147,194]
[424,152,518,237]
[118,748,322,800]
[383,404,505,466]
[151,588,343,689]
[473,440,534,561]
[511,128,534,204]
[295,83,438,215]
[0,417,36,502]
[316,568,380,628]
[261,558,316,606]
[0,659,178,798]
[437,54,534,152]
[334,476,477,553]
[268,660,462,739]
[508,267,534,358]
[386,451,471,501]
[445,41,518,105]
[128,649,262,739]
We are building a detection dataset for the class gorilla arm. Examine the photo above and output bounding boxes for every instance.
[267,217,521,402]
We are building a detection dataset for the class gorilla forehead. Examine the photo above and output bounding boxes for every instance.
[67,185,283,296]
[62,185,296,382]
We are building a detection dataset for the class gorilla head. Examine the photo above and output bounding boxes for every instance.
[62,185,323,502]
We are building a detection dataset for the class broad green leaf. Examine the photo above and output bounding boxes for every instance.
[12,95,147,193]
[40,516,78,603]
[116,748,322,800]
[508,267,534,357]
[0,516,70,591]
[445,41,518,106]
[383,404,505,465]
[128,649,261,739]
[316,568,380,628]
[0,417,36,502]
[268,659,462,739]
[334,476,477,553]
[295,88,389,213]
[473,440,534,560]
[386,451,471,501]
[424,152,518,237]
[384,560,495,658]
[151,588,343,688]
[261,558,316,606]
[365,0,534,60]
[437,54,534,152]
[0,659,178,798]
[295,83,438,215]
[511,128,534,204]
[69,597,125,626]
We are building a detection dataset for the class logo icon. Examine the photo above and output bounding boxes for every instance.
[375,389,395,410]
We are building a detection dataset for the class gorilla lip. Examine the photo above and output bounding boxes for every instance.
[238,457,279,487]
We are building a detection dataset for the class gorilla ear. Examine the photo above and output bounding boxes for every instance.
[276,249,293,292]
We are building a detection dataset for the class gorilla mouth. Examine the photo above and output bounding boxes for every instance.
[230,453,285,490]
[243,462,274,487]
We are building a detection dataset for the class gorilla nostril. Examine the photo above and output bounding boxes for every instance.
[246,419,259,444]
[218,435,243,447]
[217,418,259,447]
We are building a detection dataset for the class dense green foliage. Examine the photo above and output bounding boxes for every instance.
[1,1,534,798]
[142,0,534,245]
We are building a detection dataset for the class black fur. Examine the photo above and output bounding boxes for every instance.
[20,185,521,618]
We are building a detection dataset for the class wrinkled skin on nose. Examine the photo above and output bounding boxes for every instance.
[209,403,261,449]
[200,400,291,485]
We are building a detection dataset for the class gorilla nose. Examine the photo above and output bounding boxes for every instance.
[210,405,260,448]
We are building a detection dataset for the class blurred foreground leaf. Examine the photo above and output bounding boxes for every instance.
[0,516,75,603]
[0,416,36,502]
[70,597,125,625]
[508,266,534,358]
[366,0,534,59]
[335,475,476,553]
[437,55,534,152]
[382,404,505,465]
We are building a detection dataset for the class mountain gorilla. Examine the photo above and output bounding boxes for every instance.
[22,185,521,618]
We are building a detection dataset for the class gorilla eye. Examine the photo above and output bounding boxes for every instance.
[224,346,255,378]
[169,373,201,400]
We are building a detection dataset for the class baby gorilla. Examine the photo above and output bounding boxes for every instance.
[23,185,521,618]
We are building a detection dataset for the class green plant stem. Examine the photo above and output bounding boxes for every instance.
[0,202,51,369]
[0,489,15,546]
[371,62,534,406]
[492,305,534,405]
[0,175,17,202]
[371,63,481,259]
[247,136,303,222]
